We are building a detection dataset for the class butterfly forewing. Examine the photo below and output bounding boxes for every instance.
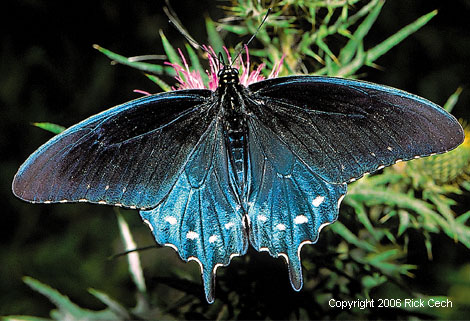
[12,90,215,209]
[248,76,464,183]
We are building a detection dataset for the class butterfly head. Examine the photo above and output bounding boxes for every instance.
[217,67,240,87]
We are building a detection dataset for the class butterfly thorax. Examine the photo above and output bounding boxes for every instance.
[218,67,249,199]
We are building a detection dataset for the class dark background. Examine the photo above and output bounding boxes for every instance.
[1,0,469,317]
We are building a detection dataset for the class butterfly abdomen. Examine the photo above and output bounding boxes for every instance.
[223,103,249,193]
[218,67,250,197]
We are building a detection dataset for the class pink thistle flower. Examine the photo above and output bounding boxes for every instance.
[165,45,285,91]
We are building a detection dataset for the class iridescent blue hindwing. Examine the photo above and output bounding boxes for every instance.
[140,120,248,303]
[247,117,346,290]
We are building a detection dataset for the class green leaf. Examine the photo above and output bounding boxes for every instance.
[457,211,470,224]
[88,288,130,319]
[349,188,447,232]
[185,43,208,84]
[347,197,381,240]
[32,122,65,134]
[398,210,410,236]
[362,249,416,277]
[159,30,182,66]
[362,274,387,289]
[22,276,118,320]
[366,10,438,64]
[115,210,147,294]
[2,316,52,321]
[144,74,171,92]
[330,221,376,252]
[339,0,384,65]
[218,24,247,36]
[443,87,463,113]
[93,44,166,74]
[23,276,84,317]
[206,17,224,55]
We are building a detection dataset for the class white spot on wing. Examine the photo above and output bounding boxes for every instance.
[186,231,199,240]
[78,199,87,203]
[294,215,308,224]
[44,200,52,204]
[98,200,107,205]
[377,165,385,170]
[258,215,268,222]
[276,223,286,231]
[59,199,68,203]
[276,173,292,179]
[387,146,393,151]
[164,216,177,225]
[225,222,234,229]
[209,235,218,243]
[105,185,109,190]
[312,195,325,207]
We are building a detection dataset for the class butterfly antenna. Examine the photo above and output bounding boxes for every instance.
[230,8,271,67]
[218,52,226,69]
[163,2,219,63]
[107,245,159,260]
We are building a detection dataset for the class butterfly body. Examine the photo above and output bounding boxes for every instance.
[219,67,250,199]
[13,65,464,303]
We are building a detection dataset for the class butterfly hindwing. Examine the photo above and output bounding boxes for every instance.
[247,117,346,290]
[12,90,215,210]
[140,120,248,303]
[248,76,464,183]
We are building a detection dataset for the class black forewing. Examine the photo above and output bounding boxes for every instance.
[247,76,464,184]
[12,90,216,209]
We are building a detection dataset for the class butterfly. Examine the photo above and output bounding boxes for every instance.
[12,52,464,303]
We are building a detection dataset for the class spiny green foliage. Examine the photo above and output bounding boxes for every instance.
[31,122,66,135]
[11,1,469,320]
